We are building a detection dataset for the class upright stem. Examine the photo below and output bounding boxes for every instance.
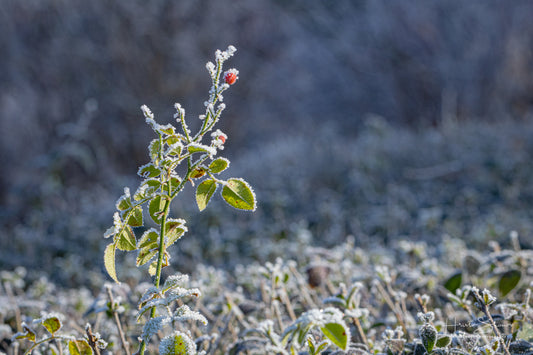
[138,199,170,355]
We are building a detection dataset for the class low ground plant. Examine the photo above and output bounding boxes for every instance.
[3,47,533,355]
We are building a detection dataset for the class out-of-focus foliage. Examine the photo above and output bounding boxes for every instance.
[1,0,533,285]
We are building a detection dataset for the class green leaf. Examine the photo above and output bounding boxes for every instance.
[138,163,161,179]
[158,125,175,136]
[148,260,158,276]
[221,178,256,211]
[116,195,132,211]
[137,248,158,267]
[444,271,462,293]
[126,206,143,227]
[196,180,217,211]
[42,316,62,335]
[190,167,206,179]
[68,340,93,355]
[116,225,136,251]
[15,324,36,342]
[517,322,533,341]
[159,331,196,355]
[420,323,437,352]
[298,323,313,345]
[148,139,161,163]
[149,195,167,224]
[499,269,521,297]
[209,157,229,174]
[104,243,119,283]
[135,179,161,200]
[138,229,159,249]
[436,335,451,348]
[187,143,215,155]
[320,322,349,350]
[165,219,187,247]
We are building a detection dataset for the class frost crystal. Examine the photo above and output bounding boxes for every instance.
[174,103,185,119]
[141,105,154,119]
[174,305,208,325]
[141,316,171,342]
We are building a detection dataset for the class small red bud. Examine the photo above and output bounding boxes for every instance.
[219,135,226,143]
[224,71,237,85]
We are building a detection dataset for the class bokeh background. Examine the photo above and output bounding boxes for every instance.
[1,0,533,287]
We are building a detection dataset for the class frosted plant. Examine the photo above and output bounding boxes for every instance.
[280,307,351,352]
[102,45,256,354]
[12,313,107,355]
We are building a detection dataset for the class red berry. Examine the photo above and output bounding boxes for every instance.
[224,71,237,85]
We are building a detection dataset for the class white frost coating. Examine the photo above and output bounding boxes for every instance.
[174,305,208,325]
[159,331,196,355]
[187,142,217,157]
[139,286,160,305]
[141,316,171,342]
[112,212,122,233]
[206,61,216,76]
[210,129,227,150]
[163,273,189,291]
[103,226,115,239]
[141,105,154,119]
[173,103,185,119]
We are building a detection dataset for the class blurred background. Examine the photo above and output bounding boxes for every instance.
[1,0,533,287]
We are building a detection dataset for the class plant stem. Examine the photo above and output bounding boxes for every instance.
[105,287,131,355]
[138,198,170,355]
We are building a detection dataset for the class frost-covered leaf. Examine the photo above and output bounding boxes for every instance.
[42,316,62,335]
[436,335,451,348]
[149,195,167,224]
[137,248,158,267]
[165,219,187,247]
[159,331,197,355]
[149,260,158,276]
[104,243,119,284]
[320,322,349,350]
[190,167,206,179]
[158,124,175,136]
[149,139,162,163]
[517,322,533,342]
[209,157,229,174]
[221,178,256,211]
[13,323,36,342]
[142,316,171,343]
[135,179,161,200]
[499,270,521,297]
[68,339,93,355]
[297,323,313,345]
[126,206,143,227]
[138,229,159,249]
[196,180,217,211]
[103,226,115,239]
[139,286,160,309]
[173,305,208,325]
[166,140,183,156]
[162,274,189,293]
[138,163,161,179]
[187,143,216,156]
[116,225,136,251]
[116,194,133,211]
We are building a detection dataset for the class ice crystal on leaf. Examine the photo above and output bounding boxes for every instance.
[159,331,197,355]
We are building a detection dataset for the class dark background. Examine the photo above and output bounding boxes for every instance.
[1,0,533,286]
